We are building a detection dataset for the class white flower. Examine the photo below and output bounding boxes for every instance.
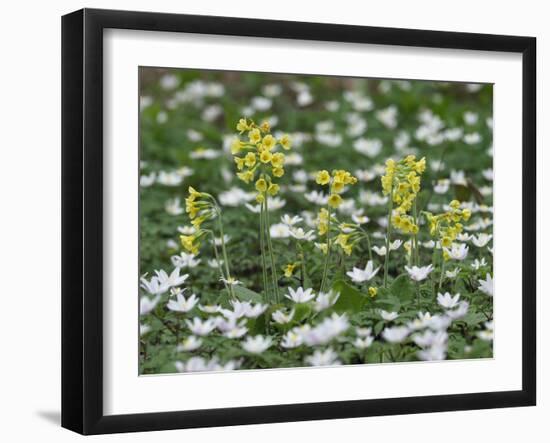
[446,301,469,319]
[372,239,402,256]
[140,323,151,336]
[304,190,329,205]
[376,105,398,129]
[437,292,461,309]
[471,233,493,248]
[140,274,168,295]
[378,309,399,321]
[281,214,303,226]
[171,252,201,269]
[269,223,291,238]
[155,268,189,289]
[157,170,183,186]
[165,197,184,215]
[160,74,179,90]
[305,348,341,366]
[413,330,448,348]
[285,287,316,303]
[216,316,248,337]
[302,313,349,345]
[356,327,372,337]
[289,227,316,241]
[242,335,272,354]
[354,138,382,158]
[445,267,460,278]
[210,235,231,247]
[478,273,494,296]
[243,302,268,319]
[444,243,469,261]
[177,225,196,235]
[382,326,410,343]
[463,111,479,125]
[464,132,481,144]
[354,336,374,349]
[272,309,295,324]
[177,336,202,352]
[140,295,160,315]
[433,179,450,194]
[351,213,370,225]
[405,264,434,281]
[175,357,240,373]
[220,276,241,286]
[218,187,256,206]
[140,172,156,187]
[185,317,216,336]
[199,304,221,314]
[418,344,447,361]
[190,148,221,159]
[482,168,494,181]
[346,260,381,283]
[426,314,452,331]
[450,170,467,186]
[408,312,433,330]
[166,292,198,313]
[313,290,340,312]
[471,258,488,270]
[207,258,224,268]
[281,329,304,348]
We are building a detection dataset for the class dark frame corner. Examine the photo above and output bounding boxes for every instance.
[62,8,536,435]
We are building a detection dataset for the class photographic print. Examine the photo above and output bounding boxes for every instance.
[138,67,494,375]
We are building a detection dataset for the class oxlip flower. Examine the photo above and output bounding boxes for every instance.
[405,264,434,281]
[346,260,380,283]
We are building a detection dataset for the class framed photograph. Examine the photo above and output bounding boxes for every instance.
[62,8,536,435]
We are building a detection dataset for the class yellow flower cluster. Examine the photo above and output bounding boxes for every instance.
[180,186,215,255]
[232,118,291,202]
[381,155,426,234]
[425,199,472,257]
[316,169,358,208]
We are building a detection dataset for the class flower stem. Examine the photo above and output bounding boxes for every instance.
[259,200,270,303]
[215,210,235,300]
[383,188,394,288]
[264,196,280,303]
[206,229,231,298]
[439,255,446,291]
[412,200,419,266]
[320,203,332,293]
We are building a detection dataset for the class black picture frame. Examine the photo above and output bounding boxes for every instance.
[61,8,537,435]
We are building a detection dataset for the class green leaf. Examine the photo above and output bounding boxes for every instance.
[233,286,265,304]
[293,303,312,323]
[331,280,369,313]
[390,274,414,302]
